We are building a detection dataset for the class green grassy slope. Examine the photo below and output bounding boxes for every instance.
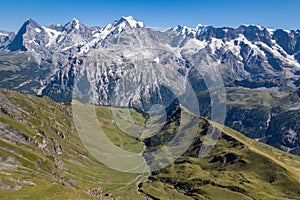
[0,89,300,199]
[139,108,300,200]
[0,89,147,199]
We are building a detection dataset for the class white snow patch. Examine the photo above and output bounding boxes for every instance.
[289,104,300,111]
[78,43,91,54]
[37,86,46,96]
[61,46,73,51]
[57,35,64,44]
[267,28,275,36]
[225,39,242,59]
[71,18,80,29]
[195,24,207,35]
[257,40,300,68]
[235,34,266,57]
[0,32,8,36]
[242,24,264,30]
[287,129,297,144]
[181,38,207,53]
[122,16,144,28]
[137,21,144,28]
[209,38,224,54]
[174,25,204,37]
[180,26,196,37]
[117,21,127,32]
[61,42,85,52]
[43,26,61,47]
[28,38,39,45]
[14,80,31,89]
[93,32,101,38]
[266,113,271,128]
[95,22,118,39]
[34,28,41,33]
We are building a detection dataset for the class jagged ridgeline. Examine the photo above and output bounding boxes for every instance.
[0,89,299,199]
[0,17,300,155]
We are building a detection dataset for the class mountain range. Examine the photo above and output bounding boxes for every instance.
[0,16,300,156]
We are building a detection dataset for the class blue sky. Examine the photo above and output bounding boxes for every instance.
[0,0,299,31]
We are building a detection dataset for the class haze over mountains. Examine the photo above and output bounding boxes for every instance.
[0,16,300,156]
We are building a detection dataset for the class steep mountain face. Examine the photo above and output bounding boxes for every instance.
[4,18,95,64]
[0,16,300,155]
[0,30,15,49]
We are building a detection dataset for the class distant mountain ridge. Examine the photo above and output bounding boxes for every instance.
[0,16,300,155]
[1,17,300,63]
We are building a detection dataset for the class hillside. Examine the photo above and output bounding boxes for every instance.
[140,119,300,199]
[0,89,299,199]
[0,89,147,199]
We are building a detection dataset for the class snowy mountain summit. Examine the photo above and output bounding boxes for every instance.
[117,16,144,28]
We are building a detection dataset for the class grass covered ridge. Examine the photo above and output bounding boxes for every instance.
[0,89,299,199]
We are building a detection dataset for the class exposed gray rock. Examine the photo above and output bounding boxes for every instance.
[0,30,15,49]
[87,187,103,198]
[52,138,63,155]
[0,121,30,144]
[0,179,22,191]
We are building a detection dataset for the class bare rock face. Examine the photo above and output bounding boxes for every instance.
[87,188,103,198]
[0,30,15,49]
[87,187,114,199]
[0,179,22,191]
[52,138,63,155]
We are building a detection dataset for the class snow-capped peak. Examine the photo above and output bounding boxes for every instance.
[94,16,144,39]
[65,18,81,30]
[22,18,41,29]
[174,25,197,37]
[117,16,144,28]
[195,24,207,35]
[25,18,36,23]
[78,16,144,54]
[240,24,265,31]
[71,18,80,24]
[172,24,208,37]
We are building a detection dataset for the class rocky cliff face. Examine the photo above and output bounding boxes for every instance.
[0,30,15,49]
[0,16,299,155]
